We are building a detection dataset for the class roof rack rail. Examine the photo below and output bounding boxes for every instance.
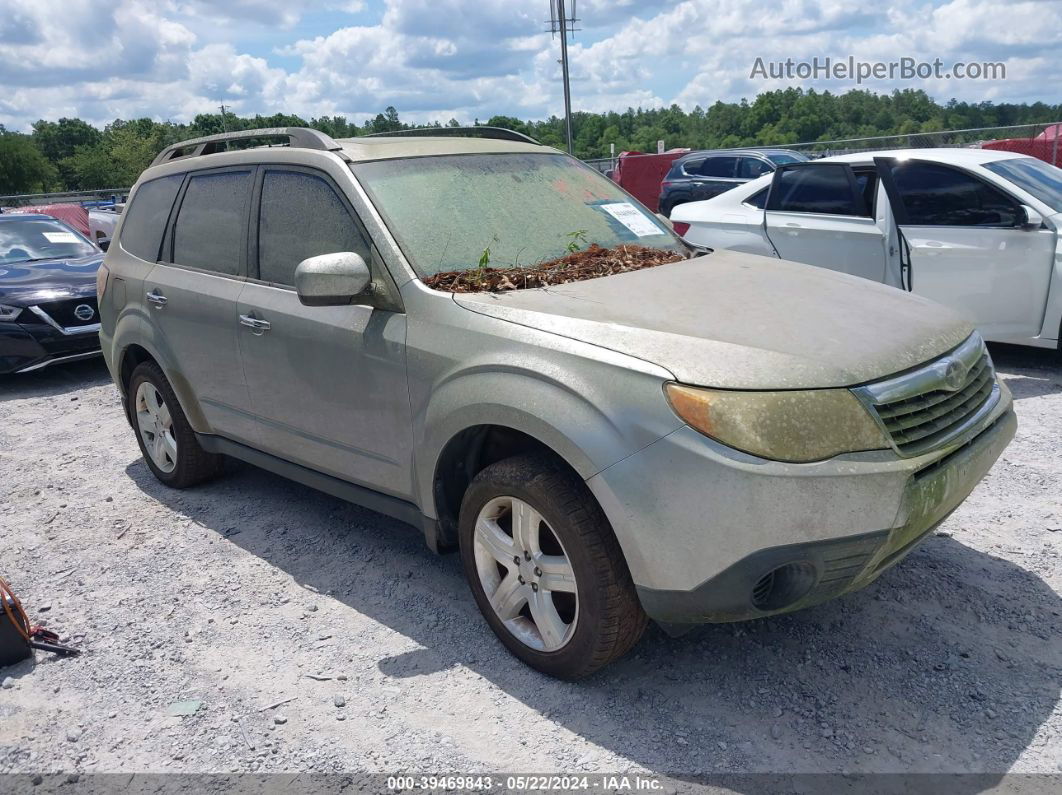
[363,126,541,145]
[150,127,343,167]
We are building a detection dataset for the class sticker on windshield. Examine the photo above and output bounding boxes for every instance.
[42,232,79,244]
[598,202,663,237]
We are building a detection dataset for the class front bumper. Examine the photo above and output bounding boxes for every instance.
[0,319,101,374]
[588,393,1015,625]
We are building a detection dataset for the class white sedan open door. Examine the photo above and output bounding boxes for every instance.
[763,161,888,283]
[874,156,1056,342]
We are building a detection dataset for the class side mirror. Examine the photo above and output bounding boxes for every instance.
[97,238,110,252]
[1019,205,1044,230]
[294,252,371,307]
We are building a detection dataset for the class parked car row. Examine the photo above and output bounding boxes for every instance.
[0,213,104,374]
[672,148,1062,350]
[658,148,808,215]
[88,127,1017,679]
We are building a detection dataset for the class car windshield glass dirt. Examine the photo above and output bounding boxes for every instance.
[351,153,682,276]
[0,219,98,265]
[983,157,1062,212]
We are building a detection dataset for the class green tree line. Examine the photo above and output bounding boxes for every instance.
[2,88,1060,195]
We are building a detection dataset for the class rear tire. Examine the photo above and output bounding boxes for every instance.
[128,361,222,489]
[458,453,647,679]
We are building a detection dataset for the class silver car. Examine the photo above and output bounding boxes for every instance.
[98,127,1016,679]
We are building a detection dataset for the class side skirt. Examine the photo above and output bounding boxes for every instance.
[195,434,447,552]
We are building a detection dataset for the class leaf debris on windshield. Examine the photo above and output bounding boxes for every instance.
[422,244,684,293]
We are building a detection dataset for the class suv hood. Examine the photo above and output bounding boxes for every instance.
[0,254,102,306]
[453,250,974,390]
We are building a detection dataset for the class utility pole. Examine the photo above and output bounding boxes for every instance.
[546,0,579,154]
[219,103,229,133]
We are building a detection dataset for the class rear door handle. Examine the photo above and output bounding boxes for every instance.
[239,314,271,334]
[146,290,167,307]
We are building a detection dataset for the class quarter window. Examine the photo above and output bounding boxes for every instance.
[120,175,182,261]
[257,171,369,286]
[768,165,865,216]
[891,162,1020,226]
[745,188,768,209]
[171,171,251,275]
[738,158,772,179]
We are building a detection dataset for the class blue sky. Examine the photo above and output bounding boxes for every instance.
[0,0,1058,131]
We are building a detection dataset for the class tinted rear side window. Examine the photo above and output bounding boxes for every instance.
[257,170,368,286]
[697,157,738,177]
[891,162,1020,226]
[171,171,251,274]
[119,175,182,261]
[769,165,864,216]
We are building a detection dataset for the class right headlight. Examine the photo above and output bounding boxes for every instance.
[0,304,23,321]
[664,383,890,463]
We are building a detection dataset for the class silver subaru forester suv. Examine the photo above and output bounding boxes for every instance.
[98,127,1015,679]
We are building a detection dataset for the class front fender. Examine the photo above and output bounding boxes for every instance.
[413,355,684,519]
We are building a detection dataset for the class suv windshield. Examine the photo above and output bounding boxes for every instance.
[983,157,1062,212]
[352,153,682,276]
[0,218,98,265]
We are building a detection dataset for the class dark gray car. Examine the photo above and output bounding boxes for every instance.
[659,148,807,216]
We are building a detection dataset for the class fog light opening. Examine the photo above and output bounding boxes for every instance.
[751,561,817,611]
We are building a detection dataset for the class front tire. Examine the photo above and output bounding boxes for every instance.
[128,361,221,489]
[458,453,647,679]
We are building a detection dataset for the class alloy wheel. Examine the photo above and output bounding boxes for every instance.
[472,495,578,652]
[135,381,177,474]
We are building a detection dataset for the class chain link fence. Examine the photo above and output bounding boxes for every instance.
[0,188,128,208]
[583,120,1062,173]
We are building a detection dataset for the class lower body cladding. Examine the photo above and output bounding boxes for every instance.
[588,405,1016,629]
[0,319,101,374]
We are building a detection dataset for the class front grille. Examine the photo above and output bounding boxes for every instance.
[36,297,98,328]
[854,334,998,457]
[874,354,993,452]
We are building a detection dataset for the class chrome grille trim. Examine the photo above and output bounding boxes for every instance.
[852,334,1000,457]
[27,305,101,336]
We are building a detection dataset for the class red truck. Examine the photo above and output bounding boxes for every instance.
[982,123,1061,167]
[607,149,690,213]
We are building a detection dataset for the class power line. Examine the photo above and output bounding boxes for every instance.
[546,0,579,154]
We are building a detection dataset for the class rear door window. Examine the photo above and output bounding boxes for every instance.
[767,164,866,216]
[697,157,738,178]
[890,162,1021,226]
[256,169,369,286]
[120,175,182,261]
[170,170,252,275]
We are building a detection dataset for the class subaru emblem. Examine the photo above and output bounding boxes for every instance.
[942,358,967,391]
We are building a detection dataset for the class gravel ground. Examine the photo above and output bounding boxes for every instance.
[0,346,1060,784]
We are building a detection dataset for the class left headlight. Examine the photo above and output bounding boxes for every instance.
[0,304,23,321]
[665,383,890,463]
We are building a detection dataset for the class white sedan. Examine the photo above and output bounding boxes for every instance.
[672,148,1062,349]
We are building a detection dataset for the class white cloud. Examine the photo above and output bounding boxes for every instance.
[0,0,1057,131]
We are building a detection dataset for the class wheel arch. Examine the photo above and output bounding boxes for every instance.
[115,339,210,432]
[430,422,586,550]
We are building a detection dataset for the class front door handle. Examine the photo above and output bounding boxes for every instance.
[146,290,167,308]
[239,314,271,334]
